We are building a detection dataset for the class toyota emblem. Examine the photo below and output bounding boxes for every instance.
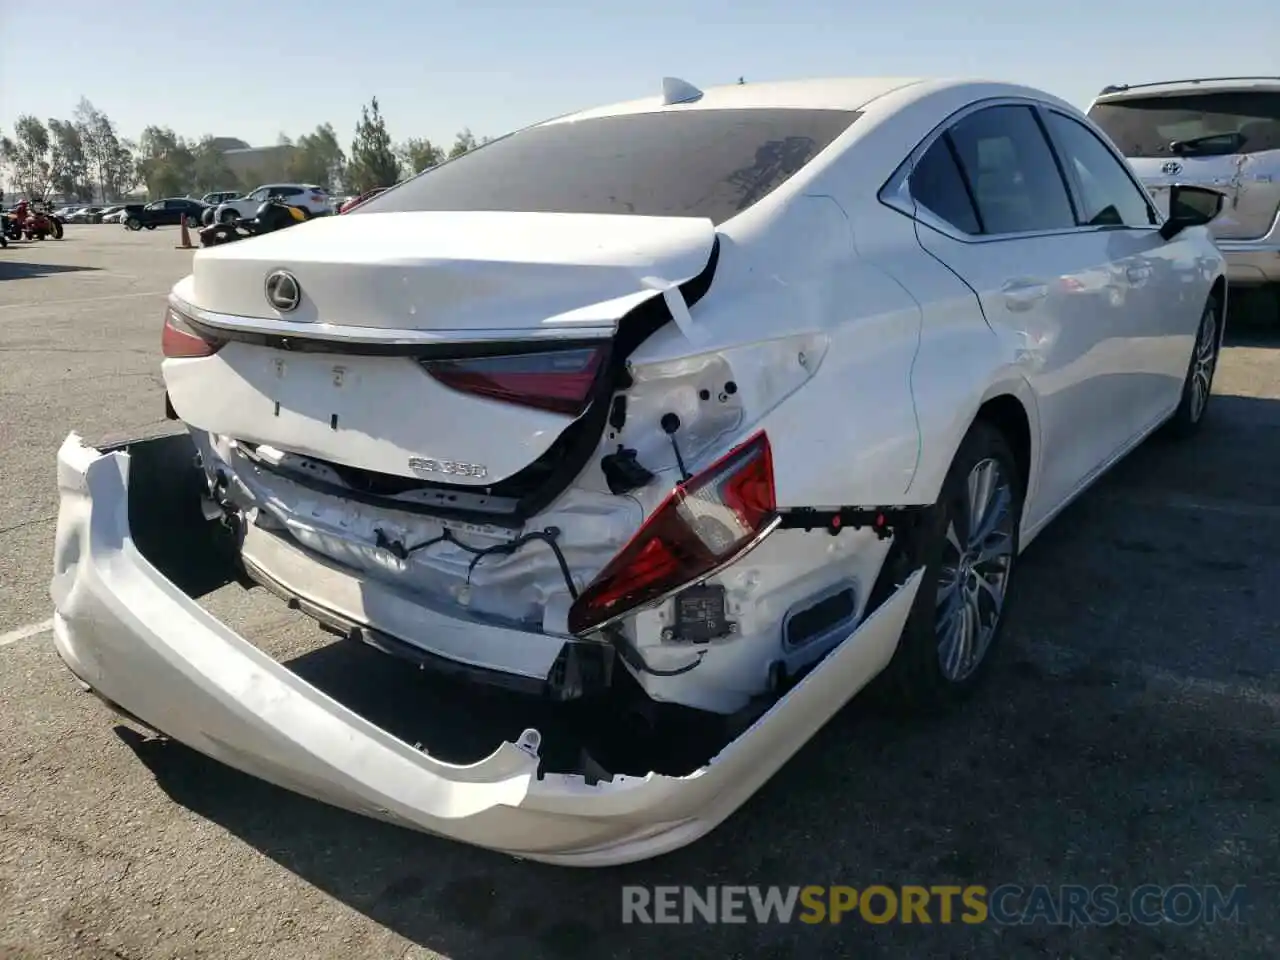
[1161,160,1183,176]
[264,270,301,312]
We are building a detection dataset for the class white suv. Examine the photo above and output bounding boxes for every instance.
[210,183,333,224]
[1087,76,1280,308]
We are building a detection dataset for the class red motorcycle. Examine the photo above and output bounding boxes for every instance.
[4,199,64,241]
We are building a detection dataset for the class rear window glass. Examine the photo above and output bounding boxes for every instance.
[1088,92,1280,158]
[353,108,860,224]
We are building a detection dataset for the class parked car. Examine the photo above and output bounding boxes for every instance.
[52,75,1226,866]
[122,197,208,231]
[200,191,241,208]
[1087,76,1280,312]
[338,186,388,213]
[211,183,332,223]
[65,206,104,224]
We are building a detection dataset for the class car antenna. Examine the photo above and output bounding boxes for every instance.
[661,76,704,105]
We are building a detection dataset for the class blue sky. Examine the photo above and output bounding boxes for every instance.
[1,0,1277,149]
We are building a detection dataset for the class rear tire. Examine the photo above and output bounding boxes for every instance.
[874,420,1023,713]
[125,217,141,231]
[145,223,156,230]
[1163,295,1221,439]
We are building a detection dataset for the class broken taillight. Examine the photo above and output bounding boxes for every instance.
[568,431,778,635]
[422,345,608,416]
[162,306,226,359]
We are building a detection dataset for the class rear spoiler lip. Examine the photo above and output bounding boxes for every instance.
[174,296,618,360]
[185,314,614,360]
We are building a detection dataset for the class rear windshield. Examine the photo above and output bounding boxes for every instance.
[1088,92,1280,158]
[353,108,860,224]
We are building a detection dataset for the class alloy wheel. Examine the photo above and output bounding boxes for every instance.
[1188,306,1219,423]
[935,457,1015,682]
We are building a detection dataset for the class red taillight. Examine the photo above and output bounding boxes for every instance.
[162,306,226,359]
[568,432,777,635]
[422,346,607,416]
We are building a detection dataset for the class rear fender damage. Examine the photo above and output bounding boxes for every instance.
[50,431,924,865]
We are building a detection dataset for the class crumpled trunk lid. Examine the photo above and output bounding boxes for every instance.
[187,210,717,331]
[166,211,718,489]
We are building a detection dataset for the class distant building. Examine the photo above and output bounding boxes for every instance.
[221,144,296,186]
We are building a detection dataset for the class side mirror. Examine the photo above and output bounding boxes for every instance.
[1159,184,1224,241]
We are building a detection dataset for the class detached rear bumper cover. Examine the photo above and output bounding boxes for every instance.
[49,432,922,867]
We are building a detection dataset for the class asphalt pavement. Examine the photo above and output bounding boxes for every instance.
[0,226,1277,959]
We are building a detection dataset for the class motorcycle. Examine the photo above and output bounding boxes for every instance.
[199,197,308,247]
[4,199,64,241]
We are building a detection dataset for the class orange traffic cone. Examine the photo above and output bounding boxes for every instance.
[176,214,194,249]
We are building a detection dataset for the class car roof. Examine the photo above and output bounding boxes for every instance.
[1092,76,1280,103]
[539,76,1078,129]
[544,76,932,124]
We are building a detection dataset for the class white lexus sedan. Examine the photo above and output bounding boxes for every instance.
[51,76,1226,866]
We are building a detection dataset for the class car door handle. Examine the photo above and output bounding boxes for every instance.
[1126,265,1151,284]
[1001,279,1048,311]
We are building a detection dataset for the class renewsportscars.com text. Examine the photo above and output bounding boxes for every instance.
[621,884,1246,926]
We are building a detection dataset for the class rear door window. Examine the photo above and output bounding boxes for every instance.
[355,108,860,224]
[1087,91,1280,158]
[909,137,982,234]
[945,105,1077,235]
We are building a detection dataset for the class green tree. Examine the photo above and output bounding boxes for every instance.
[1,116,52,198]
[190,136,237,194]
[397,137,443,176]
[106,137,139,199]
[46,119,90,199]
[289,123,345,188]
[348,97,399,192]
[447,127,478,160]
[136,125,196,198]
[73,98,134,200]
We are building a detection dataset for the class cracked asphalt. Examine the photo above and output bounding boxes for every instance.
[1,226,1278,959]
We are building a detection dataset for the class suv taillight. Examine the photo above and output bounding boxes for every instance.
[421,345,608,416]
[162,306,226,358]
[568,432,778,635]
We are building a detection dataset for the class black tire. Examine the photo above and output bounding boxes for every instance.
[125,217,141,231]
[50,218,63,239]
[145,223,156,230]
[1163,294,1221,439]
[873,420,1024,713]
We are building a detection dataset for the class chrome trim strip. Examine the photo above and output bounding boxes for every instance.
[168,294,618,346]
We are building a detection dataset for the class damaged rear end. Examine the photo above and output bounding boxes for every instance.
[49,99,931,862]
[48,210,927,863]
[51,430,922,864]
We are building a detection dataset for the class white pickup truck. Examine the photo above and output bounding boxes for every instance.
[210,183,333,224]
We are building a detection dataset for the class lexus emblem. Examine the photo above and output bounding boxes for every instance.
[1161,160,1183,176]
[264,270,301,312]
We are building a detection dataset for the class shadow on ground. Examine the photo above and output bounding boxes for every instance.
[0,260,99,281]
[1224,288,1279,347]
[112,393,1280,959]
